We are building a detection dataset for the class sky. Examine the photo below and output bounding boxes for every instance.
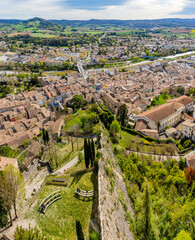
[0,0,194,20]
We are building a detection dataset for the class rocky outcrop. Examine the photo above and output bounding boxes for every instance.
[98,132,134,240]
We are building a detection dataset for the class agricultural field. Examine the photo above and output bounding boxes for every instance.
[31,33,59,38]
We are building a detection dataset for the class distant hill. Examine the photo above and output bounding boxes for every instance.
[0,17,62,32]
[51,18,195,28]
[0,18,195,31]
[22,17,60,29]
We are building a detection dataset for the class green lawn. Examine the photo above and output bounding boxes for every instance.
[26,171,94,240]
[63,110,85,131]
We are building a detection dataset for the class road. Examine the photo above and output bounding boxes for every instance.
[99,32,106,44]
[87,50,195,72]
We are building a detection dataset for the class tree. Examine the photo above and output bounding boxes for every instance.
[0,145,17,158]
[177,86,185,95]
[88,139,92,167]
[97,58,106,65]
[110,120,121,137]
[173,230,192,240]
[84,138,89,168]
[76,220,84,240]
[0,196,8,227]
[14,225,47,240]
[91,139,95,167]
[165,145,175,158]
[42,128,46,143]
[2,165,25,219]
[45,130,50,143]
[143,184,152,240]
[0,165,25,225]
[118,104,128,126]
[72,95,84,109]
[78,152,84,164]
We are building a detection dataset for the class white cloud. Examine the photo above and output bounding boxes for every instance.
[0,0,194,19]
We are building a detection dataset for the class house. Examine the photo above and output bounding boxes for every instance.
[0,156,18,171]
[181,119,195,141]
[186,155,195,170]
[50,117,65,139]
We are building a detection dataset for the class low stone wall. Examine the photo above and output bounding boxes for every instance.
[0,234,14,240]
[22,158,39,182]
[61,131,95,138]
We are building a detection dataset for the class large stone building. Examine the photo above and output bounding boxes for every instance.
[181,119,195,141]
[135,95,194,133]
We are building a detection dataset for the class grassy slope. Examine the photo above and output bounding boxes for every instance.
[115,130,177,155]
[26,170,94,240]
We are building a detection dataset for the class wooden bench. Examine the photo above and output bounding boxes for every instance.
[75,189,94,200]
[38,190,61,213]
[42,195,62,213]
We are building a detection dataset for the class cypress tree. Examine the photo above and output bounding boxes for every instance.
[45,130,50,142]
[76,220,84,240]
[84,138,89,168]
[144,184,152,240]
[88,139,92,167]
[42,128,46,143]
[90,139,95,167]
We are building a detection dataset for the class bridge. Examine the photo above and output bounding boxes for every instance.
[77,61,88,80]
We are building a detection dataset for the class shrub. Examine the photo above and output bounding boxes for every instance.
[21,139,30,148]
[165,137,176,144]
[57,136,62,143]
[183,140,192,149]
[90,230,101,240]
[96,151,101,159]
[0,145,18,158]
[181,136,188,145]
[78,152,84,164]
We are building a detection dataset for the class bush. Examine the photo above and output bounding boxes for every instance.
[78,152,84,164]
[110,134,119,144]
[96,151,101,159]
[57,136,62,143]
[0,145,18,158]
[183,140,192,149]
[114,145,126,154]
[89,230,101,240]
[165,137,176,144]
[21,139,30,148]
[179,158,186,170]
[181,136,188,145]
[126,123,133,129]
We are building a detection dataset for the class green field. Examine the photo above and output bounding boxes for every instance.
[31,33,59,38]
